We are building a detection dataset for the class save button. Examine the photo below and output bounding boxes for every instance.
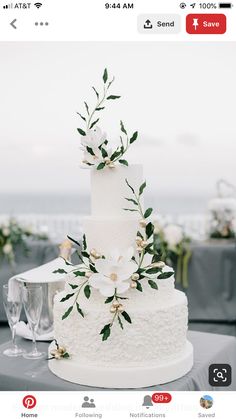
[186,14,226,34]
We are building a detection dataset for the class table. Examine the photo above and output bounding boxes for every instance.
[0,239,58,322]
[0,330,235,391]
[176,241,236,322]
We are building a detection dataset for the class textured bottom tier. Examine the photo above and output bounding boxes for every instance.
[48,341,193,388]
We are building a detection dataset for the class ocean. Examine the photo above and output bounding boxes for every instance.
[0,193,208,216]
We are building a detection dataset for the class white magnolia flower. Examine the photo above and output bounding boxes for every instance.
[89,247,136,297]
[3,243,13,255]
[163,224,183,247]
[2,228,10,237]
[81,127,106,150]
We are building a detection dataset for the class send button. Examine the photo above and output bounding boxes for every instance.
[138,14,181,34]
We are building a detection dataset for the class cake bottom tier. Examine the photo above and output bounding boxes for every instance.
[48,340,193,388]
[49,286,193,387]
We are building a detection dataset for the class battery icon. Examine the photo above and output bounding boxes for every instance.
[219,2,232,7]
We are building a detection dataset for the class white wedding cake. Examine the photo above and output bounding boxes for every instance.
[48,70,193,388]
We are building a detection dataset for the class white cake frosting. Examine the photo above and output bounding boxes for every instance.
[53,278,187,368]
[91,164,143,217]
[83,216,139,255]
[50,163,193,388]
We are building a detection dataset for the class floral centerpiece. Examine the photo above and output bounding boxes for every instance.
[0,218,48,268]
[207,179,236,240]
[154,223,192,288]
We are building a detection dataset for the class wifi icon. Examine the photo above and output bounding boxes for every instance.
[34,2,42,8]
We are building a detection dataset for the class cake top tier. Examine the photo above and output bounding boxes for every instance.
[91,164,143,217]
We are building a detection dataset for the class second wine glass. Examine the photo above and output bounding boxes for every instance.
[22,285,45,360]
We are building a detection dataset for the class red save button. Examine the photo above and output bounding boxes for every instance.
[186,14,226,34]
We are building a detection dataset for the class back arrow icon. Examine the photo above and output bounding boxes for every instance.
[10,19,17,29]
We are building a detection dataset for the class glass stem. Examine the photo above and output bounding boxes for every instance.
[12,324,17,349]
[31,325,37,354]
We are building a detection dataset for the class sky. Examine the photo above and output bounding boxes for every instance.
[0,42,235,197]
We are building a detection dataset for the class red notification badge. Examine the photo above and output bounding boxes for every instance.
[152,393,172,403]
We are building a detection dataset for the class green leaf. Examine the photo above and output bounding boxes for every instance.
[81,251,90,258]
[121,311,132,324]
[53,268,67,274]
[92,86,99,99]
[145,267,161,275]
[63,259,74,266]
[84,102,89,115]
[67,235,80,247]
[107,95,121,100]
[117,296,129,300]
[73,270,86,277]
[144,243,154,255]
[137,231,144,239]
[76,302,84,318]
[62,352,70,358]
[69,284,79,290]
[125,178,135,194]
[96,107,105,111]
[76,112,86,122]
[125,198,138,206]
[130,131,138,144]
[158,271,174,279]
[144,208,153,219]
[151,254,162,263]
[118,316,124,330]
[120,121,127,135]
[123,208,138,212]
[97,162,106,170]
[148,280,158,290]
[101,148,108,158]
[84,285,91,299]
[119,159,128,166]
[102,328,111,341]
[100,323,111,341]
[110,149,121,161]
[86,146,95,156]
[60,293,75,302]
[62,306,73,320]
[103,68,108,84]
[105,296,114,304]
[136,281,143,292]
[89,264,97,273]
[139,181,146,196]
[146,222,154,239]
[83,234,87,250]
[77,128,86,136]
[100,323,111,335]
[90,118,99,129]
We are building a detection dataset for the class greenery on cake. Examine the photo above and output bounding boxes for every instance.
[55,181,173,341]
[77,69,138,170]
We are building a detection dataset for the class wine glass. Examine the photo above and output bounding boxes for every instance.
[22,285,45,360]
[2,284,25,357]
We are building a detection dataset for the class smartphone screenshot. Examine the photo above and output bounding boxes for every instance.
[0,0,235,417]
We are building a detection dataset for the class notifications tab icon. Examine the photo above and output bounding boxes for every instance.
[186,14,226,34]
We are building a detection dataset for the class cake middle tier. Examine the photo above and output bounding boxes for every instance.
[91,163,143,217]
[83,216,139,255]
